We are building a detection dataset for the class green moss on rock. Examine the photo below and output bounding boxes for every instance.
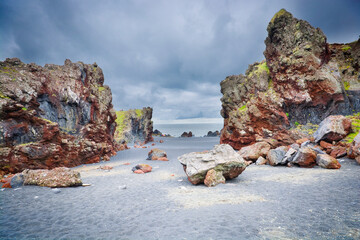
[270,9,291,24]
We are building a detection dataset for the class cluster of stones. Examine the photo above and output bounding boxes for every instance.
[240,115,356,168]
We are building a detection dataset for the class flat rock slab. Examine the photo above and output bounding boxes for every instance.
[22,167,82,187]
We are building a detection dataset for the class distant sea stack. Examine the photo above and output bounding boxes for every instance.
[0,58,120,174]
[114,107,153,144]
[220,9,360,150]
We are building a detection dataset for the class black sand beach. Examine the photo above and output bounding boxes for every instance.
[1,137,359,240]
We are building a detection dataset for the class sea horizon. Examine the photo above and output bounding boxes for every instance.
[153,118,223,137]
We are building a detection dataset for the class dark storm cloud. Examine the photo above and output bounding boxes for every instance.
[1,0,359,121]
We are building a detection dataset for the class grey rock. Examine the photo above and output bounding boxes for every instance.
[283,148,298,163]
[178,144,247,185]
[313,115,352,142]
[51,188,61,194]
[267,146,287,166]
[10,173,24,188]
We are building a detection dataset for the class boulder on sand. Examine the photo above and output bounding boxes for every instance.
[290,147,317,168]
[314,115,352,143]
[178,144,247,186]
[267,146,288,166]
[316,154,341,169]
[22,167,82,187]
[238,142,271,161]
[147,148,168,161]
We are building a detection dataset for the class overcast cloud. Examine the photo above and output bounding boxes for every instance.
[1,0,359,121]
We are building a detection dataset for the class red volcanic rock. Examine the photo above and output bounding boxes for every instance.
[159,140,164,143]
[1,174,14,183]
[2,181,11,188]
[132,164,152,174]
[329,146,347,158]
[0,58,119,174]
[320,141,333,149]
[291,147,317,168]
[204,169,225,187]
[147,148,168,161]
[238,142,271,161]
[316,154,341,169]
[220,9,360,150]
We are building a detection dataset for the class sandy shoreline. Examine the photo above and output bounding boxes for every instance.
[1,137,359,239]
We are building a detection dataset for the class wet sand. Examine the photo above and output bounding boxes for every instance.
[1,137,359,239]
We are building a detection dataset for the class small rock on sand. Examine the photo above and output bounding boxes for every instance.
[147,148,168,161]
[132,164,152,174]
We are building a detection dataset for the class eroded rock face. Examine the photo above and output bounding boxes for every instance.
[114,107,153,144]
[0,58,119,174]
[178,144,247,186]
[220,9,360,150]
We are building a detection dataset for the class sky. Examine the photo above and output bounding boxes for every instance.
[1,0,359,122]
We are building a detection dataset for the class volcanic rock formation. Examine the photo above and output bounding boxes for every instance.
[114,107,153,144]
[220,9,360,150]
[0,58,120,174]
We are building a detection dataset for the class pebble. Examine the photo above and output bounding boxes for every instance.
[52,188,61,194]
[34,196,39,199]
[118,185,127,190]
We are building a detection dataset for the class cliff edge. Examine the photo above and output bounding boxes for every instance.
[0,58,120,174]
[220,9,360,149]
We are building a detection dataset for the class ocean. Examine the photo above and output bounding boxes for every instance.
[153,122,223,137]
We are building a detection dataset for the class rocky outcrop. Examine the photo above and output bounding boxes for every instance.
[205,130,220,137]
[180,131,193,137]
[178,144,247,186]
[114,107,153,144]
[220,9,360,150]
[0,58,119,174]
